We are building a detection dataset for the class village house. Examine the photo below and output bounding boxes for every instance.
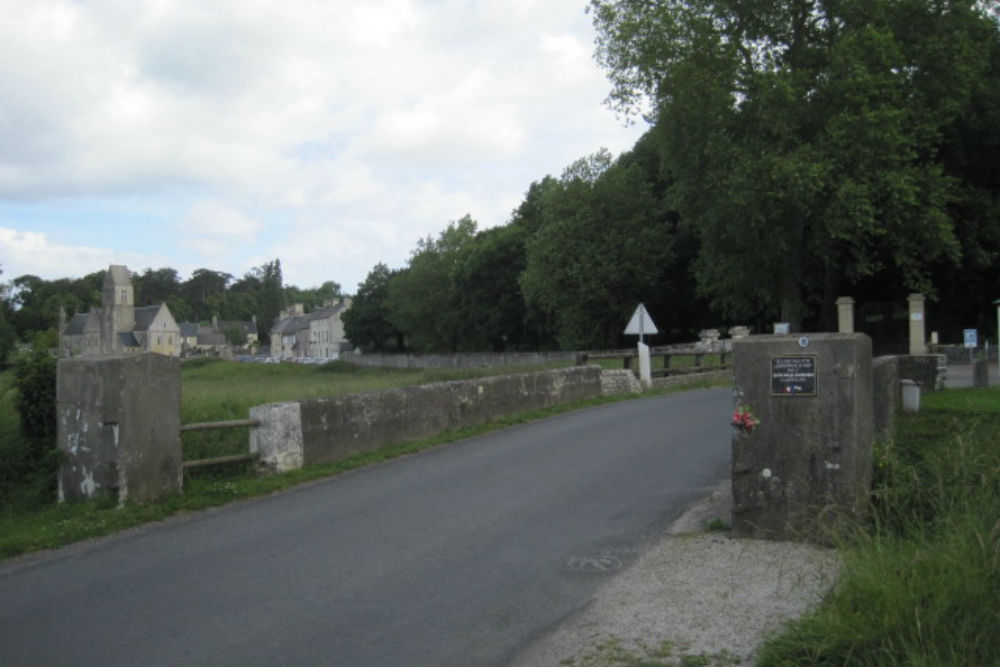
[179,315,259,357]
[60,264,181,358]
[270,299,352,361]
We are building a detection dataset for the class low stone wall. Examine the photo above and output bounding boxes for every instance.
[601,369,642,395]
[652,369,732,391]
[340,350,576,369]
[251,366,603,472]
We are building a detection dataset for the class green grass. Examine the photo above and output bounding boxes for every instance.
[179,357,574,460]
[0,358,727,560]
[756,386,1000,667]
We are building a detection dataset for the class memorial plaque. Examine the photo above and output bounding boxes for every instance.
[771,355,817,396]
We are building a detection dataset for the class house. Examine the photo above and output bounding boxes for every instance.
[270,299,352,360]
[60,265,181,358]
[179,316,259,357]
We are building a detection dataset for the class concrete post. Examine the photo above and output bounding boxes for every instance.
[835,297,855,333]
[731,333,873,541]
[908,293,927,355]
[56,353,182,503]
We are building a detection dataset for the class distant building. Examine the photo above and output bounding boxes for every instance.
[270,299,352,360]
[179,316,260,357]
[60,264,181,358]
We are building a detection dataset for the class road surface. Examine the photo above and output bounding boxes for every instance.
[0,388,732,667]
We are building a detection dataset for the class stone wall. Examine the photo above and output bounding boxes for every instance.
[251,366,604,472]
[340,350,576,369]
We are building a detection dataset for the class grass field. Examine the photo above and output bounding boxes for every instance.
[757,386,1000,667]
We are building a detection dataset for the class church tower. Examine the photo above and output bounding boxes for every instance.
[101,265,135,352]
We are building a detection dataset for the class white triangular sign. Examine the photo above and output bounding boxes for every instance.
[624,303,658,336]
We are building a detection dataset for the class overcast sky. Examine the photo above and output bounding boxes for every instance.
[0,0,648,293]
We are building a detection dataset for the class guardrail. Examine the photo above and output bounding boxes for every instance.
[180,419,261,470]
[576,347,730,377]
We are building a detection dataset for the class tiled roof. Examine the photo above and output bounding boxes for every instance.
[63,313,91,336]
[118,332,140,348]
[133,305,161,331]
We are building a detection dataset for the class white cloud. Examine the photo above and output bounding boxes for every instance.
[0,0,648,292]
[0,227,163,281]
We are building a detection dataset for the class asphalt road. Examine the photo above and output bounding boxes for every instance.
[0,387,732,667]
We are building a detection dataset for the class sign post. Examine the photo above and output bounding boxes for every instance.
[964,328,978,364]
[624,304,659,388]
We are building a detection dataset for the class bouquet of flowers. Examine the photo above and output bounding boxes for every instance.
[731,405,760,433]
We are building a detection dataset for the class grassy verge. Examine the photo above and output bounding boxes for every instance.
[756,387,1000,667]
[0,359,725,560]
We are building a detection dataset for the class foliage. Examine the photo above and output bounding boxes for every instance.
[1,351,59,507]
[757,388,1000,667]
[591,0,999,328]
[12,348,57,450]
[342,263,404,352]
[520,147,675,349]
[385,215,479,352]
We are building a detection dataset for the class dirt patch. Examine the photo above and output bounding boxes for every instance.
[510,481,840,666]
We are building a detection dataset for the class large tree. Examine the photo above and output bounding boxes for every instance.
[591,0,997,328]
[342,263,404,352]
[385,216,478,352]
[520,148,675,349]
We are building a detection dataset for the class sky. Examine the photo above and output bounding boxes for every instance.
[0,0,649,293]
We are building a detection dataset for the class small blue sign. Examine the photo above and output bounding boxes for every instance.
[964,329,978,349]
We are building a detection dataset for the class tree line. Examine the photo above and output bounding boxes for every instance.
[0,259,342,357]
[3,0,998,360]
[346,0,1000,353]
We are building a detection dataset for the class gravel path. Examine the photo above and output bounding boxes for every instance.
[510,481,840,667]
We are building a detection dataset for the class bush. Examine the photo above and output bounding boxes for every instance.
[13,348,57,453]
[0,349,59,508]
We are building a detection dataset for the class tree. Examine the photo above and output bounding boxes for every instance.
[385,216,478,352]
[453,224,532,351]
[591,0,997,328]
[520,148,675,349]
[342,263,404,352]
[0,265,17,364]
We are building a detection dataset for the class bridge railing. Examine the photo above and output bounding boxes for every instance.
[576,346,731,378]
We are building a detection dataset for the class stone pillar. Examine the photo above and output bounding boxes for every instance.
[57,353,182,503]
[836,297,855,333]
[908,293,927,355]
[731,333,873,541]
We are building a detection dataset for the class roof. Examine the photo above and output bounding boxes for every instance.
[272,314,310,335]
[180,322,199,337]
[132,305,161,331]
[105,264,132,288]
[219,320,258,335]
[63,313,91,336]
[118,332,140,348]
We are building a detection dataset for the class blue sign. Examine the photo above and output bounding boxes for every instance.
[964,329,978,349]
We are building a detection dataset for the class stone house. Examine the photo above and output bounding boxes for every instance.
[270,299,352,360]
[60,265,181,358]
[179,316,259,357]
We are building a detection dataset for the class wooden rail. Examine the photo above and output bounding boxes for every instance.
[576,348,730,377]
[182,453,259,470]
[180,418,261,471]
[180,419,261,433]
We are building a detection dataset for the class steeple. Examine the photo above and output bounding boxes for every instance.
[102,264,135,351]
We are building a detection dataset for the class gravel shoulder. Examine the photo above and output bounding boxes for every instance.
[510,480,840,667]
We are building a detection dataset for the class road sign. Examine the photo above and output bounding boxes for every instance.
[624,303,658,341]
[964,329,978,349]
